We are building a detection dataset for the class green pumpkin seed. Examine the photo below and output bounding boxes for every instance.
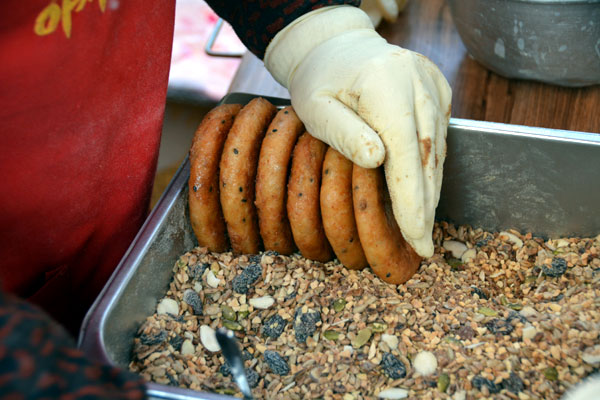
[477,307,498,317]
[443,336,461,344]
[221,305,236,321]
[500,296,523,311]
[223,320,244,331]
[237,310,249,320]
[508,302,523,311]
[370,322,387,333]
[333,298,347,312]
[210,262,220,274]
[544,367,558,381]
[352,328,372,348]
[437,373,450,392]
[524,276,537,284]
[216,388,237,395]
[323,330,340,341]
[447,257,463,268]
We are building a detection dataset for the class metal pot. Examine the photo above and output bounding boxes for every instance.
[447,0,600,87]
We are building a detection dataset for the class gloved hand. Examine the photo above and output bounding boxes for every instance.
[360,0,408,27]
[264,6,452,258]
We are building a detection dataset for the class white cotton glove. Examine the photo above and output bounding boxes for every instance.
[360,0,408,27]
[264,6,452,258]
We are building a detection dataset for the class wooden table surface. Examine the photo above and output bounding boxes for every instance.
[229,0,600,133]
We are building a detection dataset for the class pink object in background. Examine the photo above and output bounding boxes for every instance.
[169,0,245,101]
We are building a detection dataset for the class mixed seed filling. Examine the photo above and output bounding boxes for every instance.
[129,222,600,399]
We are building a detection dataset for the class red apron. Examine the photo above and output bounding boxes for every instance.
[0,0,175,333]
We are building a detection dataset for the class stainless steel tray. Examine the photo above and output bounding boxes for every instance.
[78,93,600,400]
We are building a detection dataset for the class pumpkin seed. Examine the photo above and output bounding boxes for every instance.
[508,302,523,311]
[223,320,244,331]
[352,328,372,348]
[221,305,236,321]
[477,307,498,317]
[210,261,220,273]
[333,298,347,312]
[323,330,340,341]
[371,322,387,333]
[437,373,450,392]
[447,257,464,269]
[443,336,461,344]
[544,367,558,381]
[216,388,237,395]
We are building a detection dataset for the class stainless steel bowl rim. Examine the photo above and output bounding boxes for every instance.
[502,0,600,3]
[448,0,600,87]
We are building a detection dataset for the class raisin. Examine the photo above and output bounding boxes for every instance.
[139,330,167,346]
[246,369,259,388]
[182,289,203,316]
[248,254,262,263]
[166,373,178,386]
[380,352,406,379]
[190,263,209,280]
[455,324,475,340]
[264,350,289,375]
[242,349,253,361]
[284,291,297,301]
[549,293,564,302]
[476,236,491,247]
[501,372,524,393]
[470,286,488,299]
[472,375,501,394]
[168,335,184,352]
[485,319,514,335]
[542,258,567,277]
[293,308,321,343]
[263,315,287,339]
[232,263,262,294]
[219,363,231,377]
[506,311,528,324]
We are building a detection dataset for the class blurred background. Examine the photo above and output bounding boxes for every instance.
[151,0,245,208]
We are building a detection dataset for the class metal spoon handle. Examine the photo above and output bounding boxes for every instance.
[215,327,253,400]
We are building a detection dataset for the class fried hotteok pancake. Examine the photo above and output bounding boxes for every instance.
[255,106,304,255]
[352,165,422,284]
[220,98,277,254]
[321,147,368,270]
[287,132,334,263]
[188,103,242,252]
